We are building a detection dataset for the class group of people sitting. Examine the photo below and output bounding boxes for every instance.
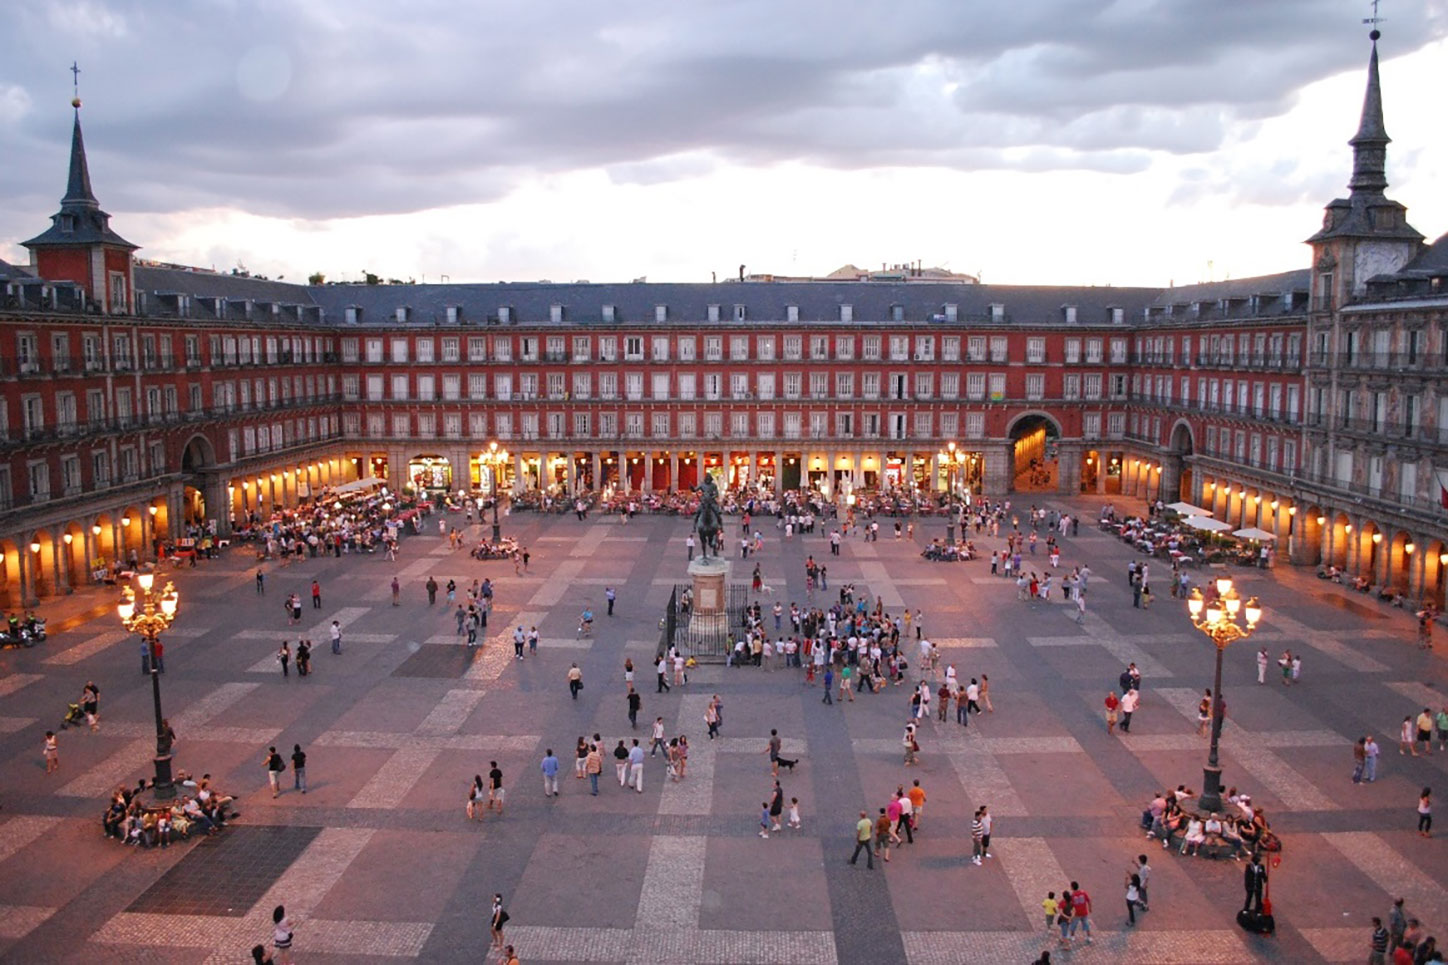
[1141,785,1279,858]
[101,773,237,848]
[921,539,976,561]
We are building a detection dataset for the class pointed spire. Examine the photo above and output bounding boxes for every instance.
[62,107,99,208]
[1348,31,1390,195]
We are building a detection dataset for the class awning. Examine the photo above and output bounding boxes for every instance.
[1233,527,1277,541]
[1166,501,1213,517]
[1184,516,1233,533]
[333,476,384,495]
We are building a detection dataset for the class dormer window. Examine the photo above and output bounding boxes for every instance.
[787,305,799,323]
[59,215,75,233]
[602,304,615,323]
[733,304,746,322]
[989,303,1005,321]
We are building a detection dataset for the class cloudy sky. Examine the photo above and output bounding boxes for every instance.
[2,0,1446,287]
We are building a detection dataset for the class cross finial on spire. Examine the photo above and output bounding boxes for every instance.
[1363,0,1384,35]
[70,61,80,98]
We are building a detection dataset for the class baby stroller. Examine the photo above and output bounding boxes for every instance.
[60,702,86,730]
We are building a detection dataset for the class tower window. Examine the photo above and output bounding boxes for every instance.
[60,215,75,233]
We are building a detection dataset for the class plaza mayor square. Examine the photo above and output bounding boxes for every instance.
[0,3,1446,964]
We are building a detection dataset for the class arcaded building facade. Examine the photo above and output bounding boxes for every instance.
[3,36,1447,608]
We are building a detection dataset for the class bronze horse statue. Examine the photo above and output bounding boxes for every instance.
[693,472,723,560]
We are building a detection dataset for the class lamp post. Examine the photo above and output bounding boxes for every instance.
[1186,578,1262,813]
[486,441,509,543]
[117,574,180,800]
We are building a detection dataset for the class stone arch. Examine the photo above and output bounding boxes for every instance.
[28,528,55,599]
[1006,411,1062,492]
[1423,540,1447,610]
[0,539,20,609]
[1299,503,1325,566]
[1329,512,1352,570]
[61,522,86,589]
[180,434,216,474]
[1357,519,1385,583]
[1388,530,1414,594]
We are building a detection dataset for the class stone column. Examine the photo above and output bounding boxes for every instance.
[51,532,68,594]
[982,443,1012,497]
[19,545,37,607]
[1057,441,1083,495]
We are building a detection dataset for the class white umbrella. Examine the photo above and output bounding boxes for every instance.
[1233,527,1276,541]
[1183,516,1232,533]
[1166,501,1212,517]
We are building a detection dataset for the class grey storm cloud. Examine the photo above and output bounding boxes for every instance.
[0,0,1445,239]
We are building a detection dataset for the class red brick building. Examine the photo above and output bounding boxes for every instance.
[4,35,1447,608]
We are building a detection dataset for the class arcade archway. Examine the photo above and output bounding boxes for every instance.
[1007,413,1061,492]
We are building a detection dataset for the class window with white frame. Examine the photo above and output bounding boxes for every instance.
[756,411,774,437]
[1026,337,1046,363]
[862,335,881,360]
[835,335,854,360]
[703,335,721,361]
[651,336,670,361]
[756,335,775,361]
[835,372,854,398]
[677,336,696,361]
[966,373,985,400]
[965,412,984,438]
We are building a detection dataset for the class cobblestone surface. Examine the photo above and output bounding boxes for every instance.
[4,498,1446,963]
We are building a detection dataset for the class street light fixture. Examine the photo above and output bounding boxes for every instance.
[486,441,509,543]
[1186,578,1262,813]
[117,574,180,800]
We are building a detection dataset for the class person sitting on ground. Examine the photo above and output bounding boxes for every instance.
[1202,812,1225,846]
[181,796,218,835]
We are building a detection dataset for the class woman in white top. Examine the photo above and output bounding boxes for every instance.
[1180,818,1206,856]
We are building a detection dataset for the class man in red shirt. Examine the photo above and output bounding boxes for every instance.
[1068,881,1093,944]
[1104,692,1119,733]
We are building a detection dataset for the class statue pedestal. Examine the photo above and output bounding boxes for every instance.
[685,557,730,656]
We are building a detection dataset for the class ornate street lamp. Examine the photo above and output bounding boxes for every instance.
[1186,578,1262,813]
[117,573,180,799]
[486,441,509,543]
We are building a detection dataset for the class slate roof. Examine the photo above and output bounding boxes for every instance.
[0,258,36,283]
[1149,270,1310,306]
[21,112,137,251]
[134,265,321,305]
[304,280,1161,327]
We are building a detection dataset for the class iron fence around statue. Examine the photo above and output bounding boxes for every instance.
[662,582,750,661]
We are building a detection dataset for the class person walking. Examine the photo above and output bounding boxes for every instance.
[656,656,671,693]
[426,576,438,605]
[822,666,834,704]
[1243,854,1267,913]
[290,744,307,793]
[272,905,295,964]
[1256,646,1268,685]
[1119,688,1139,733]
[541,748,560,797]
[1361,734,1381,782]
[487,761,505,814]
[1368,917,1390,965]
[330,620,342,655]
[1135,855,1151,911]
[1418,787,1433,838]
[44,730,58,774]
[264,746,286,798]
[1104,691,1119,734]
[391,577,401,606]
[277,642,290,678]
[628,739,645,792]
[311,580,321,608]
[567,663,583,700]
[585,743,602,795]
[849,810,874,868]
[1125,873,1143,926]
[1353,737,1368,784]
[768,729,782,775]
[971,809,986,865]
[613,740,630,787]
[627,686,641,728]
[256,569,265,595]
[489,894,509,951]
[704,697,720,738]
[606,586,616,616]
[1415,709,1435,756]
[1068,882,1093,945]
[651,717,667,757]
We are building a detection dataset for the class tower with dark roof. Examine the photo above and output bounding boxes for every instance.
[1306,30,1424,310]
[21,98,139,314]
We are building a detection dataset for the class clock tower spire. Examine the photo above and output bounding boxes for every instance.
[1306,28,1423,309]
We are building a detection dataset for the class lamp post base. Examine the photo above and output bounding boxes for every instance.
[150,752,177,802]
[491,522,501,543]
[1199,763,1224,814]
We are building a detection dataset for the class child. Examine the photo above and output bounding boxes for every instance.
[788,797,802,830]
[759,802,770,839]
[1042,891,1059,931]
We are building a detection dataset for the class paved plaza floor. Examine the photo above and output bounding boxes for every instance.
[0,496,1444,964]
